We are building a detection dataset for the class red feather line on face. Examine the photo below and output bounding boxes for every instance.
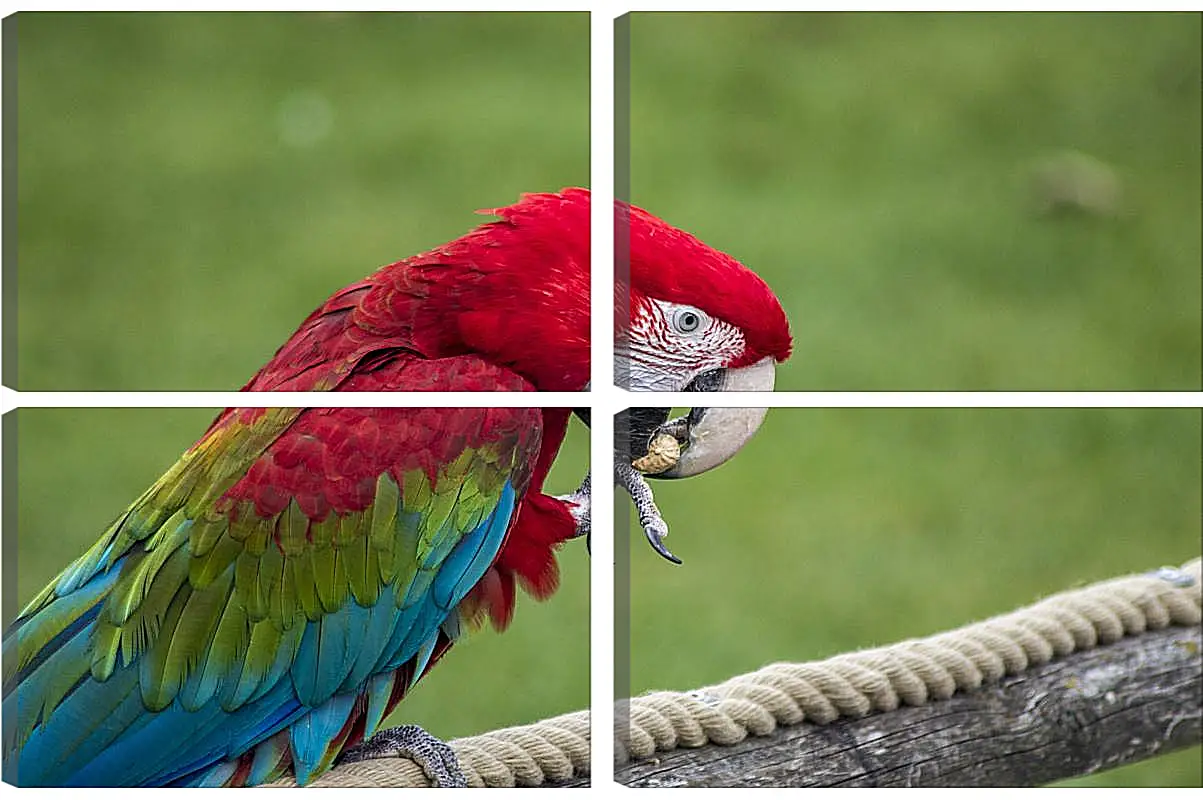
[623,201,793,369]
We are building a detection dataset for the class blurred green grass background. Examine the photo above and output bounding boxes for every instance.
[13,408,589,741]
[15,12,588,390]
[626,408,1201,786]
[630,12,1201,390]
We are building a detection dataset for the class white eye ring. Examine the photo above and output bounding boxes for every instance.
[672,307,707,335]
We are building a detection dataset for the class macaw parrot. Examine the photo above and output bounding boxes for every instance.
[613,198,792,562]
[2,187,787,788]
[2,190,592,788]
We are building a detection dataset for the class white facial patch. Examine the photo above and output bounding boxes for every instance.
[619,299,745,391]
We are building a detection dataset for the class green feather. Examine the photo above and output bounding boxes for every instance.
[343,534,379,607]
[119,498,173,545]
[106,530,184,627]
[442,449,475,482]
[369,474,400,552]
[189,513,228,558]
[229,506,272,556]
[189,532,241,588]
[185,473,243,519]
[312,546,347,613]
[278,500,310,556]
[309,514,339,549]
[90,621,121,681]
[144,567,235,709]
[287,549,322,621]
[388,512,422,604]
[334,512,360,547]
[257,544,286,621]
[148,458,203,510]
[116,543,191,670]
[419,485,459,550]
[234,545,285,622]
[270,548,306,631]
[400,468,431,510]
[223,617,285,710]
[14,575,110,674]
[453,477,489,533]
[184,596,251,709]
[139,584,193,711]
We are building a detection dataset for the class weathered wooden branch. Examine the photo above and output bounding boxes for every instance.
[617,626,1201,787]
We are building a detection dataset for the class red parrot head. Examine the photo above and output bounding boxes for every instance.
[619,200,792,393]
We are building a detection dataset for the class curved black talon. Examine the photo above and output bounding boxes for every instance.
[644,526,682,565]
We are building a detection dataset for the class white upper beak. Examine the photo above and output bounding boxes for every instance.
[658,357,775,478]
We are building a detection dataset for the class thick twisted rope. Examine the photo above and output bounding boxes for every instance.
[274,558,1198,785]
[618,557,1201,765]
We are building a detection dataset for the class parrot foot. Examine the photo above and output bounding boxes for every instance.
[339,724,468,788]
[615,462,681,564]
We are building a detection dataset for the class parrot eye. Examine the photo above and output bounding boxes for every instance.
[672,307,707,334]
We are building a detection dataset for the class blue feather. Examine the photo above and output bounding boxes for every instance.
[390,598,448,674]
[12,661,141,785]
[55,539,118,597]
[361,672,396,740]
[185,758,237,788]
[434,481,516,609]
[337,586,402,695]
[289,691,356,785]
[291,599,370,707]
[409,630,442,692]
